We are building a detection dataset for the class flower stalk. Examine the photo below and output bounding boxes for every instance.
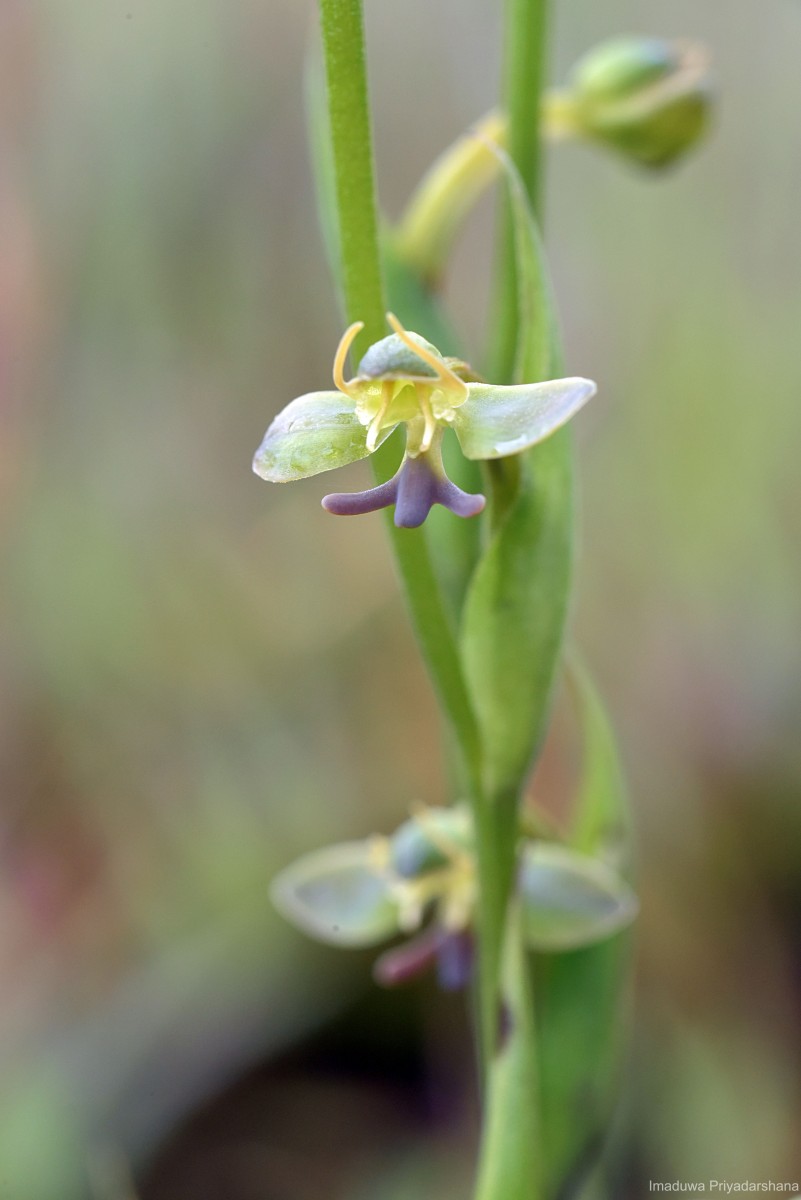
[256,0,712,1191]
[317,0,482,789]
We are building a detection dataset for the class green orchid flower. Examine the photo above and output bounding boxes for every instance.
[253,313,596,528]
[270,804,638,991]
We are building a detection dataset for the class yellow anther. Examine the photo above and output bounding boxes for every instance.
[332,321,364,395]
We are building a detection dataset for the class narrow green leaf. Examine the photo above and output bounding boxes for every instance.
[271,841,400,948]
[474,906,542,1200]
[461,430,573,799]
[304,46,342,296]
[460,153,575,800]
[537,660,635,1197]
[568,653,634,867]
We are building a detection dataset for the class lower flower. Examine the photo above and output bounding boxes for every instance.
[269,803,638,991]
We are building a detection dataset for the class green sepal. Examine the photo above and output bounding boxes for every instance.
[520,842,637,952]
[357,332,441,379]
[453,378,595,461]
[252,392,396,483]
[270,841,400,947]
[389,804,472,879]
[572,36,678,100]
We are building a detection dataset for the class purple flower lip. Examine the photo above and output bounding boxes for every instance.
[372,925,474,991]
[322,450,485,528]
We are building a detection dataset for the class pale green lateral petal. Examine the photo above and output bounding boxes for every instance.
[252,391,396,483]
[270,841,401,948]
[519,842,638,952]
[452,378,596,460]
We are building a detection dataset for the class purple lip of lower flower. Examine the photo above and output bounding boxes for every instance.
[322,453,485,528]
[372,926,474,991]
[372,925,443,988]
[435,929,474,992]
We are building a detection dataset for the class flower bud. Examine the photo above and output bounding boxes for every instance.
[559,36,711,169]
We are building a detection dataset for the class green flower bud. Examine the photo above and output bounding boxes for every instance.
[558,36,711,169]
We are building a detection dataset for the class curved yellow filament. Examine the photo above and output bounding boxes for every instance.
[386,312,468,400]
[332,321,364,395]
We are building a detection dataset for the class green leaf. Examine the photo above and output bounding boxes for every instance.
[461,431,573,799]
[536,660,636,1197]
[460,150,575,800]
[519,842,637,951]
[453,378,595,461]
[568,653,633,866]
[252,391,396,483]
[270,841,400,947]
[474,905,543,1200]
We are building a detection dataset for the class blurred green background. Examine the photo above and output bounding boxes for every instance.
[1,0,800,1196]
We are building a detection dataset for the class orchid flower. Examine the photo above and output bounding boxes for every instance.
[271,805,638,992]
[253,314,596,528]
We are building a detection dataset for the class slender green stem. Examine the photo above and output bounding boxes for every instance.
[317,0,384,357]
[394,111,506,286]
[317,0,482,787]
[394,96,579,287]
[471,0,551,1196]
[488,0,549,383]
[472,788,519,1063]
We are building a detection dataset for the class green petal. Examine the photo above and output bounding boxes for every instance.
[270,841,400,947]
[452,379,596,460]
[519,842,638,952]
[252,391,396,483]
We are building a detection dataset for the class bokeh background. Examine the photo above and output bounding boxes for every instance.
[1,0,800,1196]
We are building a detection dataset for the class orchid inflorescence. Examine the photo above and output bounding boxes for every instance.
[253,313,595,528]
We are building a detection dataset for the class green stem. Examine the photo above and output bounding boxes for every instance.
[472,0,551,1196]
[472,788,519,1063]
[394,111,506,286]
[317,0,482,786]
[488,0,549,383]
[317,0,384,357]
